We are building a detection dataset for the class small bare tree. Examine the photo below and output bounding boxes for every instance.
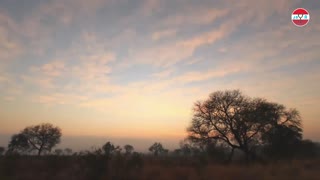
[0,146,5,156]
[102,142,121,157]
[54,149,63,156]
[64,148,73,155]
[149,142,168,156]
[124,144,134,155]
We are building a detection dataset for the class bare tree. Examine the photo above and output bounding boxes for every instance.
[8,133,32,155]
[8,123,62,156]
[64,148,73,155]
[0,146,5,156]
[54,149,63,156]
[187,90,302,162]
[124,144,134,155]
[149,142,168,156]
[102,142,121,157]
[178,140,199,156]
[263,123,302,159]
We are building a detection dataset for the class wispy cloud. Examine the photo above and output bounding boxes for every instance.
[152,68,174,78]
[129,26,228,67]
[33,93,89,105]
[3,96,15,101]
[73,53,115,80]
[36,0,109,24]
[0,12,24,60]
[186,58,202,65]
[30,61,66,77]
[21,75,55,89]
[162,8,229,27]
[174,67,245,84]
[141,0,161,15]
[152,29,177,41]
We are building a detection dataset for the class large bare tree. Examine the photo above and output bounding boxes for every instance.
[187,90,302,161]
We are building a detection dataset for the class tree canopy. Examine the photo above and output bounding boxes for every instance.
[8,123,62,156]
[0,147,5,156]
[124,144,134,155]
[149,142,168,156]
[187,90,302,161]
[102,142,121,157]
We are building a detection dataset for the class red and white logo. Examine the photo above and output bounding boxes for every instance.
[292,8,310,27]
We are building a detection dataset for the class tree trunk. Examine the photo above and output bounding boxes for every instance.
[243,149,256,163]
[243,148,251,163]
[38,147,43,156]
[227,148,235,163]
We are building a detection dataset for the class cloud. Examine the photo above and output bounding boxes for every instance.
[156,0,296,30]
[129,42,193,67]
[22,61,68,89]
[79,89,192,120]
[0,12,24,60]
[30,61,66,77]
[222,0,302,26]
[216,21,320,73]
[0,63,22,97]
[21,75,55,89]
[141,0,161,15]
[218,48,227,53]
[120,62,247,95]
[179,27,226,50]
[33,93,89,105]
[36,0,109,25]
[3,96,15,101]
[186,58,202,65]
[72,52,115,83]
[0,74,9,84]
[82,32,97,43]
[129,25,227,67]
[0,0,111,58]
[174,67,243,84]
[184,66,320,118]
[22,50,116,94]
[152,29,177,41]
[162,8,229,26]
[152,68,174,78]
[124,0,296,69]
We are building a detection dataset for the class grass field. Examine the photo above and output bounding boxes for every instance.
[1,155,319,180]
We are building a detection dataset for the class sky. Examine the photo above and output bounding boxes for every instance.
[0,0,320,151]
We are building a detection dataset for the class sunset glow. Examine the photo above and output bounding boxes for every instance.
[0,0,319,151]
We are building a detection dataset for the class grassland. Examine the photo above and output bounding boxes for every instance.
[0,155,319,180]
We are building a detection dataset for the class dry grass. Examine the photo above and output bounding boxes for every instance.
[0,156,319,180]
[135,159,320,180]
